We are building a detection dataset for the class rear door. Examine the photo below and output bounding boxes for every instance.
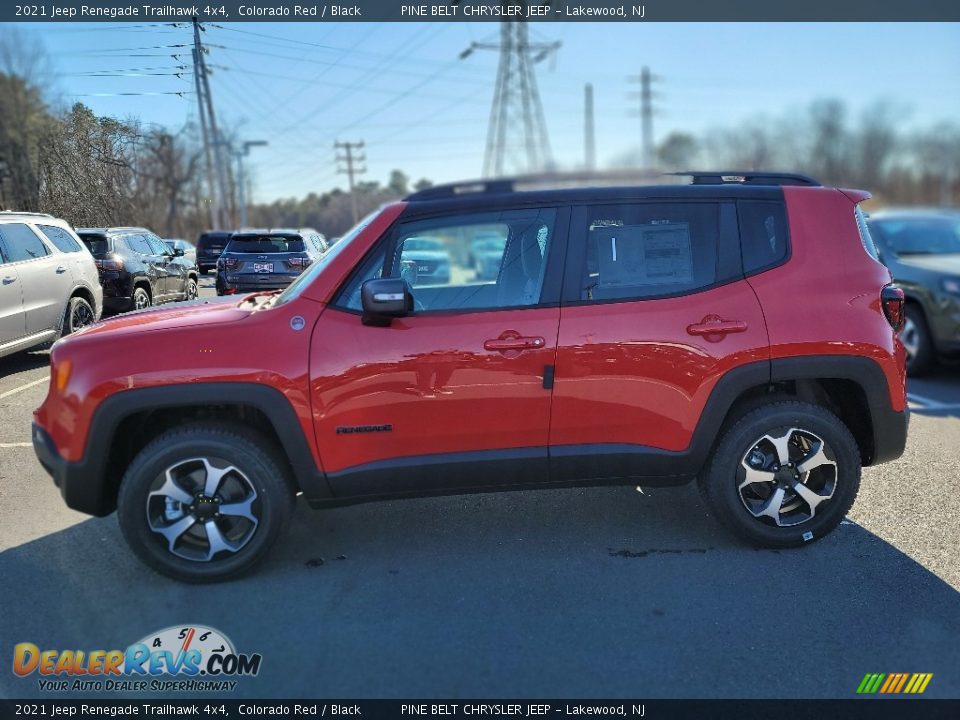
[0,243,25,345]
[0,222,71,335]
[145,232,183,298]
[125,233,167,297]
[549,200,769,480]
[35,223,92,288]
[311,207,567,497]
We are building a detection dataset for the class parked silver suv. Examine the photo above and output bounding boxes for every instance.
[0,212,102,359]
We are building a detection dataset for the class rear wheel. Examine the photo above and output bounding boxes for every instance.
[184,276,199,301]
[131,286,151,312]
[900,304,934,376]
[698,401,860,548]
[62,296,95,336]
[117,423,295,582]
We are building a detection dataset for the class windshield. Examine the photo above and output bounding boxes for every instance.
[275,209,381,306]
[873,217,960,255]
[228,236,305,254]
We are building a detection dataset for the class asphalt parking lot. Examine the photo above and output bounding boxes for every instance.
[1,275,958,699]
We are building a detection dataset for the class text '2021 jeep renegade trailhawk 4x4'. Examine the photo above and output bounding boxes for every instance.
[33,172,909,582]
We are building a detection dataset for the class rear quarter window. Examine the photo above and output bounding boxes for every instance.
[738,201,790,275]
[37,225,84,253]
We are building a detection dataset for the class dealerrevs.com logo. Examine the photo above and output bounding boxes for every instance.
[13,625,261,693]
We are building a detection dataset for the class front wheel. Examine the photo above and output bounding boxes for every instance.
[698,401,860,548]
[117,423,295,582]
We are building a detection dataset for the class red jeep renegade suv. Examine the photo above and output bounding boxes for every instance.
[33,172,909,582]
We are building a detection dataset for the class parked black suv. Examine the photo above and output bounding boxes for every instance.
[215,228,327,295]
[196,230,233,275]
[77,227,199,313]
[867,209,960,375]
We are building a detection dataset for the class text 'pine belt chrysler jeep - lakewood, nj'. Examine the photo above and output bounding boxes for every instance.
[32,172,909,582]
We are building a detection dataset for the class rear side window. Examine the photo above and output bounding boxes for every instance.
[37,225,83,253]
[739,201,789,275]
[125,235,154,256]
[580,203,727,301]
[0,223,50,262]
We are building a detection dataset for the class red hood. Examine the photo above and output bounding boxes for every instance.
[65,296,252,342]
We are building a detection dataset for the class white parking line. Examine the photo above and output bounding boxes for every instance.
[907,393,960,411]
[0,377,47,400]
[0,442,32,448]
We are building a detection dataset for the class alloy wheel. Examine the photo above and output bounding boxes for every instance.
[737,427,837,527]
[70,301,94,332]
[899,316,918,363]
[146,457,260,562]
[134,290,150,310]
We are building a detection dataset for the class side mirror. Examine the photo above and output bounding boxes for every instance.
[361,278,413,326]
[173,248,185,257]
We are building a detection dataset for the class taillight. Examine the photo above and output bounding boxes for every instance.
[225,257,239,269]
[289,257,311,268]
[95,256,123,272]
[881,284,905,332]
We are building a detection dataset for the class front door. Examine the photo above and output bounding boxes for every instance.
[310,207,566,498]
[0,260,25,346]
[550,201,770,481]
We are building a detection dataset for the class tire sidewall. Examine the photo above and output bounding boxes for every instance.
[117,427,292,582]
[704,404,860,547]
[132,286,151,311]
[64,296,94,336]
[903,305,933,376]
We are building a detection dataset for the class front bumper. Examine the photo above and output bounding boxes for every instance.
[32,423,113,517]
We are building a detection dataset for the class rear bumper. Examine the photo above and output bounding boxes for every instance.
[32,423,113,517]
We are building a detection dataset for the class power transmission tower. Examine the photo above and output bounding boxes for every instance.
[192,17,231,228]
[335,141,366,225]
[628,67,658,169]
[460,8,560,178]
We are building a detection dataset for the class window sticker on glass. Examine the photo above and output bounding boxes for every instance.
[593,223,693,287]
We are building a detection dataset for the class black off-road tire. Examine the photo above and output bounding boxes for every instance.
[117,422,295,583]
[698,401,861,548]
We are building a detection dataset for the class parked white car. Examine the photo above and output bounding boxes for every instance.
[0,212,103,359]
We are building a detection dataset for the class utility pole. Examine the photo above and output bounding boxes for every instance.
[234,140,268,228]
[335,140,366,224]
[628,67,658,169]
[584,83,595,171]
[192,17,231,228]
[460,5,560,177]
[191,28,217,229]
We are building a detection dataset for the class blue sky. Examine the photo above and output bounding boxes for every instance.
[19,21,960,202]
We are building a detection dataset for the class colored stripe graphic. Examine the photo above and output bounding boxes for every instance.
[856,672,932,694]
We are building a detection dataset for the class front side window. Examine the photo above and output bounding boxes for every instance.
[579,203,722,301]
[37,225,83,253]
[0,223,50,262]
[336,208,556,313]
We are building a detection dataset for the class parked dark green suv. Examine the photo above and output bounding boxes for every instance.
[867,209,960,375]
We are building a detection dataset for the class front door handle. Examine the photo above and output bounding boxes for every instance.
[484,331,546,353]
[687,316,748,336]
[2,276,15,285]
[55,266,67,274]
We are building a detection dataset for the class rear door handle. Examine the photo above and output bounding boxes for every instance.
[484,332,546,353]
[55,266,67,274]
[2,276,15,285]
[687,317,748,336]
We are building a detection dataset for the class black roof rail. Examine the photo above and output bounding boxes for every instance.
[668,171,821,187]
[404,170,665,201]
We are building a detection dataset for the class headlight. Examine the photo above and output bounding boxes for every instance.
[942,278,960,295]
